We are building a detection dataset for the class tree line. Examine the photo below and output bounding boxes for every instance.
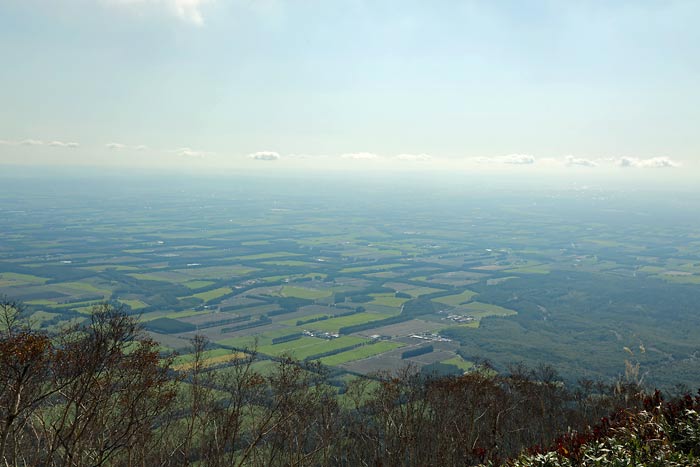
[1,299,697,466]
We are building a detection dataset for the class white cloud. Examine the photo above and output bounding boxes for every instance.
[395,153,432,162]
[48,141,79,148]
[565,155,598,167]
[1,139,78,148]
[248,151,280,161]
[499,153,535,165]
[170,0,209,25]
[105,0,212,26]
[341,152,379,160]
[175,147,208,158]
[616,156,679,168]
[477,154,536,165]
[106,142,150,151]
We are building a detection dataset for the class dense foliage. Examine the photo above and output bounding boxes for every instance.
[501,391,700,466]
[2,301,698,466]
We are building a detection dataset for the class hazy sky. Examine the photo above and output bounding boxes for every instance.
[1,0,699,175]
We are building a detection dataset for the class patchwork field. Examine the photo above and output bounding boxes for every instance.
[3,175,700,389]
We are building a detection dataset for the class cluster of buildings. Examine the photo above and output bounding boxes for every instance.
[442,313,476,324]
[303,329,340,339]
[410,332,452,342]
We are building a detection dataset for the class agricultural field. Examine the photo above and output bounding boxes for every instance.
[2,173,700,389]
[433,289,478,307]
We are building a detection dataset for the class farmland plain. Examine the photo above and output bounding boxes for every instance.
[2,172,700,389]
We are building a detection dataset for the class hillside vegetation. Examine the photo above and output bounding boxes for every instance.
[1,301,698,466]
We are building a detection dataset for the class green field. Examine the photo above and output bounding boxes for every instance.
[258,335,369,360]
[51,281,111,296]
[192,287,233,302]
[128,272,174,282]
[305,312,392,333]
[174,266,258,278]
[74,305,104,314]
[368,293,409,308]
[279,286,332,300]
[24,299,61,306]
[28,310,60,325]
[441,355,474,372]
[173,348,229,364]
[262,260,314,267]
[183,280,216,289]
[433,289,478,306]
[260,273,327,282]
[0,272,49,286]
[216,335,267,349]
[172,348,243,366]
[457,302,518,319]
[503,265,550,274]
[319,341,403,366]
[340,263,405,274]
[236,252,303,260]
[82,265,139,272]
[141,309,211,322]
[656,274,700,284]
[280,313,330,326]
[119,299,148,310]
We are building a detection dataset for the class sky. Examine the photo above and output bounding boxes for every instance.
[1,0,699,177]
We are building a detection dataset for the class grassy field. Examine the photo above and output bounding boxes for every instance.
[74,305,103,315]
[0,272,49,286]
[433,289,478,306]
[173,348,246,370]
[216,335,267,349]
[192,287,233,302]
[119,299,148,310]
[28,310,61,325]
[183,280,216,289]
[50,281,111,296]
[458,302,518,319]
[260,273,327,282]
[174,266,258,278]
[319,341,403,366]
[221,303,281,316]
[236,252,303,260]
[140,309,211,322]
[258,335,369,360]
[305,312,391,333]
[280,313,330,326]
[368,293,409,308]
[128,272,178,282]
[262,260,314,267]
[22,299,57,307]
[503,263,551,274]
[81,265,139,272]
[656,273,700,284]
[279,286,332,300]
[340,263,405,274]
[441,355,474,371]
